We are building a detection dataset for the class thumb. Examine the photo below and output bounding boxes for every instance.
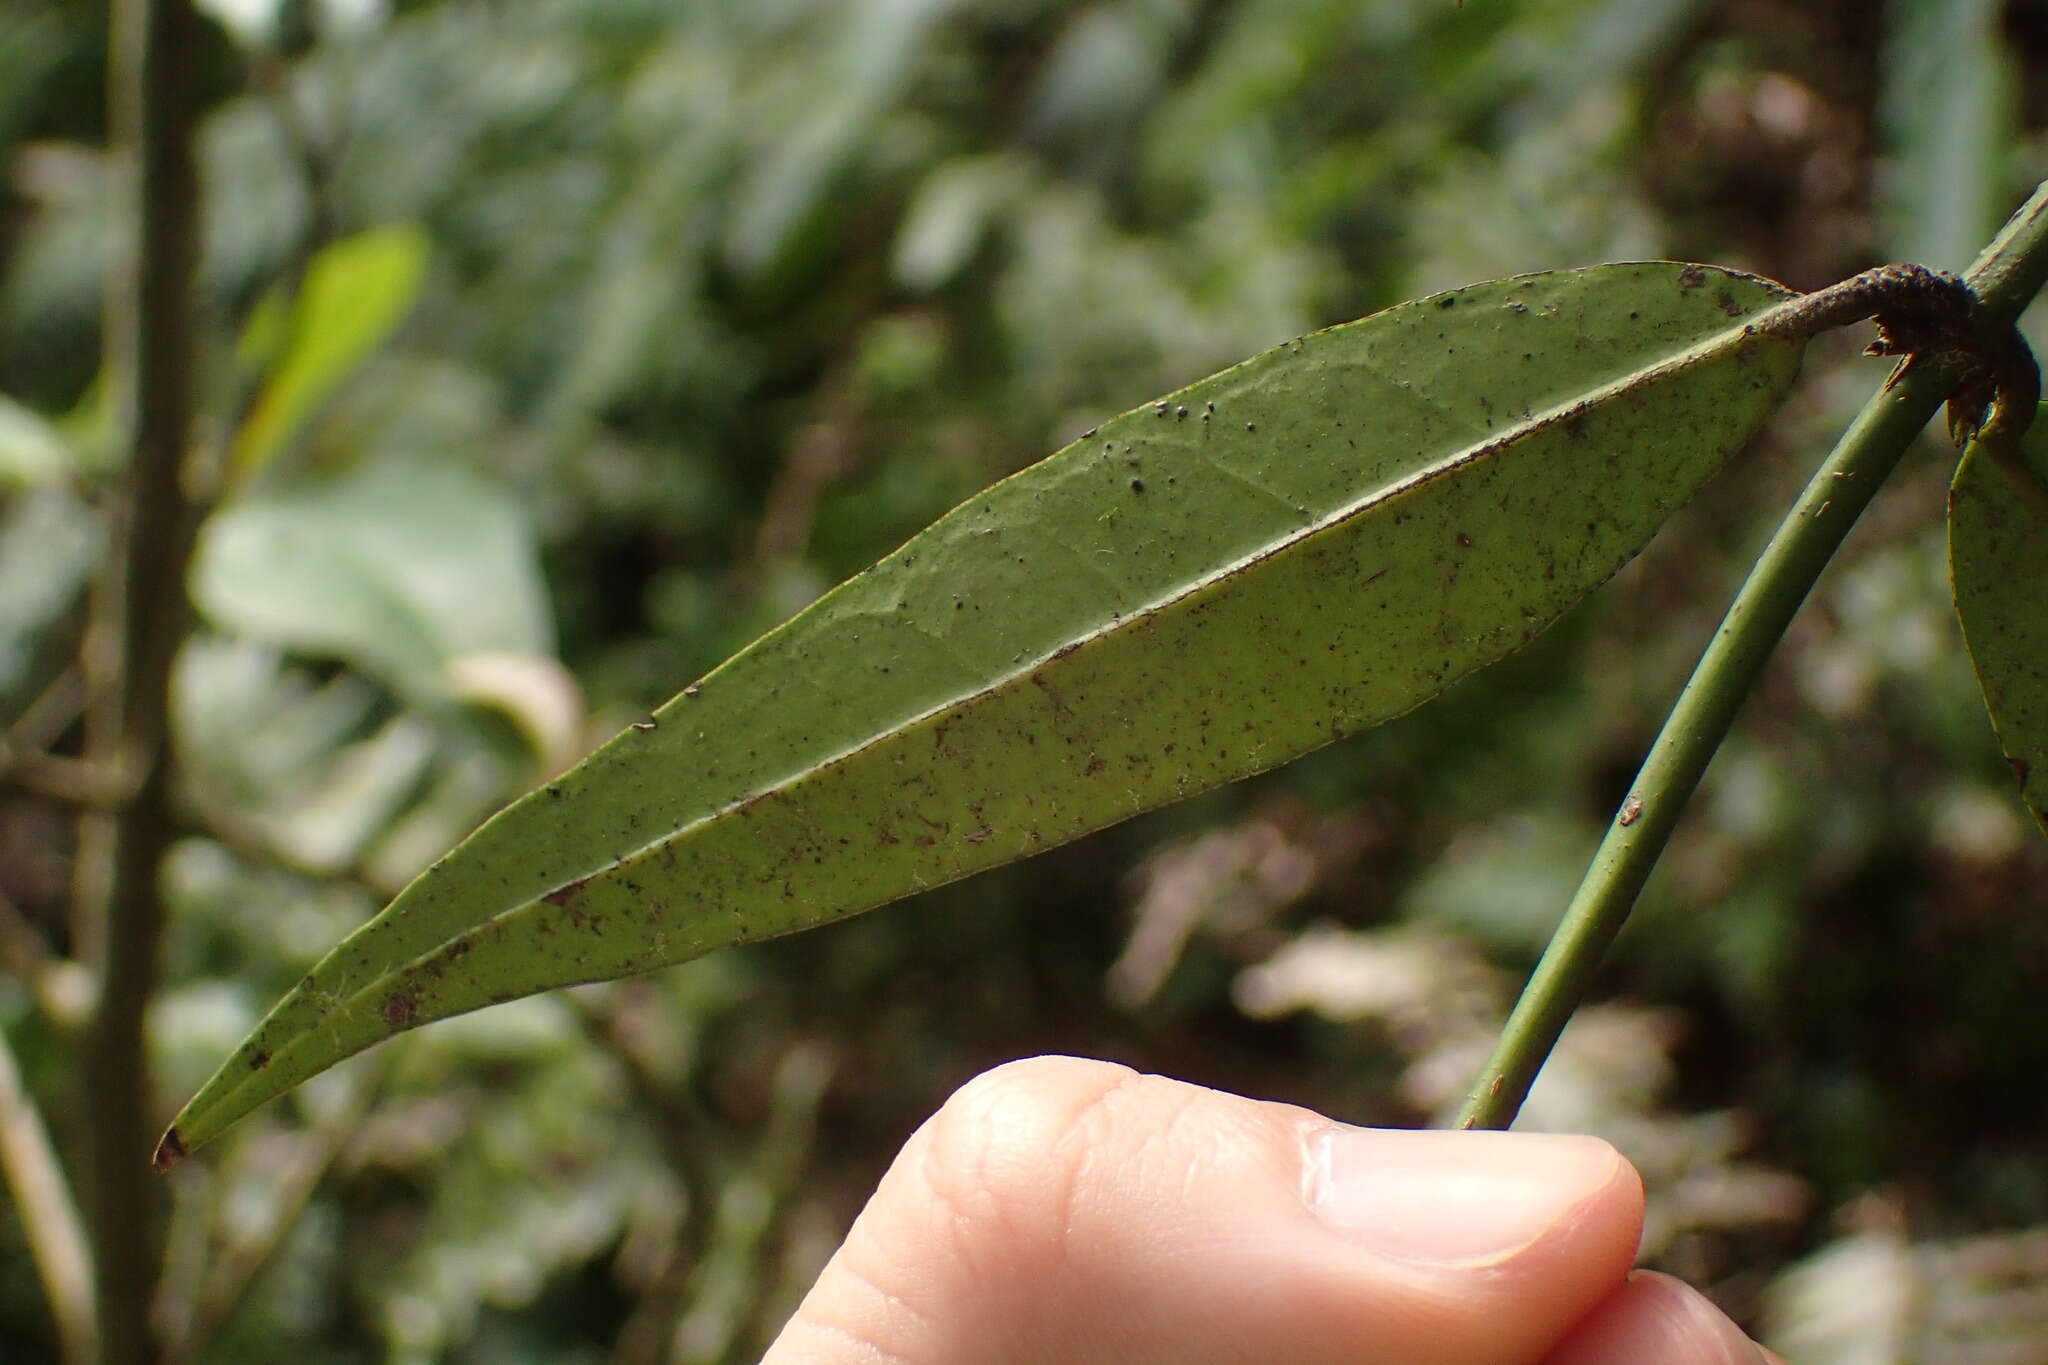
[764,1056,1649,1365]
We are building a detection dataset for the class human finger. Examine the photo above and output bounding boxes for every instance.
[763,1055,1649,1365]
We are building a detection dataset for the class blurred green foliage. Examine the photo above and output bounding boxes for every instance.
[2,0,2047,1361]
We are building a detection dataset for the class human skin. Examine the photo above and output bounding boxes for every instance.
[762,1056,1782,1365]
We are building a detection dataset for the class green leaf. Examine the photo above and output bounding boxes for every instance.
[0,488,100,695]
[892,154,1027,293]
[1949,407,2048,835]
[160,262,1807,1162]
[721,0,959,281]
[229,224,430,479]
[190,456,553,706]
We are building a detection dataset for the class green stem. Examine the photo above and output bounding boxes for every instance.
[1458,180,2048,1130]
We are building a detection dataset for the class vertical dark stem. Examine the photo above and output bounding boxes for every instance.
[87,0,203,1360]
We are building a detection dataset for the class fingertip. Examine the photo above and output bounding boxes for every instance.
[1544,1270,1768,1365]
[1307,1127,1638,1267]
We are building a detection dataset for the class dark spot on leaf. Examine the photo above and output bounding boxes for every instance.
[1678,264,1706,288]
[1130,479,1145,492]
[1717,290,1741,316]
[1456,532,1474,548]
[543,876,590,907]
[248,1050,270,1070]
[1436,295,1456,309]
[2010,756,2031,786]
[381,993,418,1029]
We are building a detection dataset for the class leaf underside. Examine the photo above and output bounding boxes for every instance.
[161,262,1806,1161]
[1950,405,2048,835]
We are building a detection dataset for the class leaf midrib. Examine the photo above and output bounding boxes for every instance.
[304,306,1793,1005]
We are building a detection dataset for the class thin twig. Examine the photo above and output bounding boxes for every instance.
[0,747,128,807]
[2,663,119,806]
[0,887,94,1030]
[1458,182,2048,1129]
[748,369,862,582]
[0,1022,97,1365]
[6,669,86,756]
[0,885,57,985]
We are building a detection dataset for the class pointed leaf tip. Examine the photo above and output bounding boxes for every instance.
[151,1126,185,1174]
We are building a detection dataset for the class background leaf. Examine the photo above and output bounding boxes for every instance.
[1949,407,2048,835]
[229,224,430,478]
[189,455,553,709]
[0,488,98,696]
[0,393,74,488]
[163,261,1807,1157]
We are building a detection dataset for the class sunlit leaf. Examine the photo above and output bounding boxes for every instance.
[161,262,1811,1160]
[1949,407,2048,835]
[230,224,430,478]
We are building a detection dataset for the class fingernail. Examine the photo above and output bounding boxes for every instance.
[1305,1127,1621,1266]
